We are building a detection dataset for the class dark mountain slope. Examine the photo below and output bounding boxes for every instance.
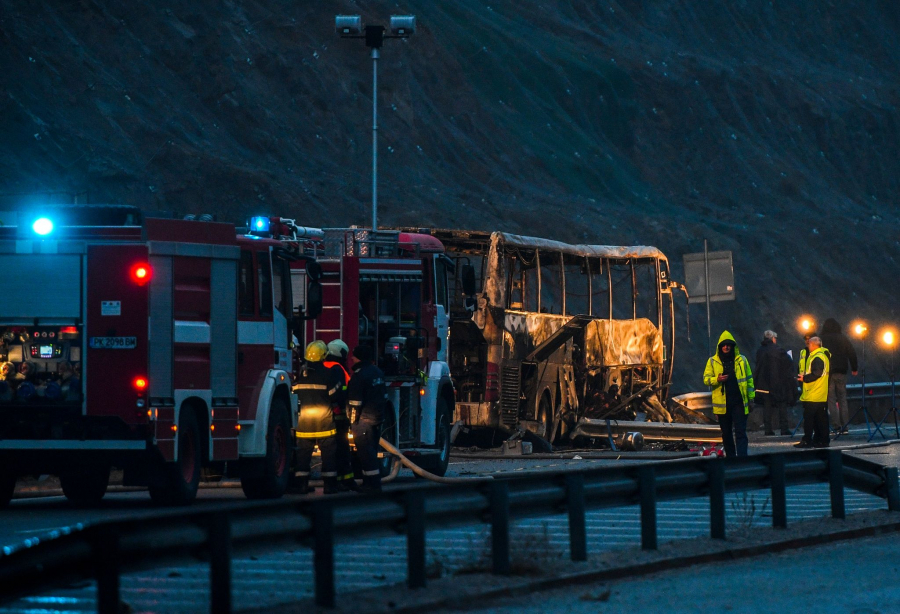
[1,1,899,388]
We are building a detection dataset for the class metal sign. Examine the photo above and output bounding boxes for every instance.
[683,250,735,304]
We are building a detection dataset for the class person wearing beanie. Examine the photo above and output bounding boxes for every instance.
[819,318,859,434]
[703,331,755,456]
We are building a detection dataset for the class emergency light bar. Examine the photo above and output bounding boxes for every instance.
[32,217,54,236]
[249,216,271,234]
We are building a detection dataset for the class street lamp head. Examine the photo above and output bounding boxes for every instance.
[797,315,816,335]
[390,15,416,37]
[852,320,868,338]
[882,329,896,348]
[336,15,362,36]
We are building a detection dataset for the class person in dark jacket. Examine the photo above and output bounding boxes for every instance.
[820,318,859,434]
[347,345,388,492]
[754,330,796,436]
[324,339,358,492]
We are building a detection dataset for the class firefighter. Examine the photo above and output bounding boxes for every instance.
[293,341,343,494]
[324,339,358,492]
[347,345,387,493]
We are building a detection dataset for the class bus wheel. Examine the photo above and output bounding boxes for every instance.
[0,472,16,508]
[60,463,110,506]
[241,399,292,499]
[538,395,555,443]
[149,409,201,506]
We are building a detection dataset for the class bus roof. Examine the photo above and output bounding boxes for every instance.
[426,229,667,262]
[496,232,667,262]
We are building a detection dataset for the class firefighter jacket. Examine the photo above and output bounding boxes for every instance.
[324,360,350,421]
[800,347,831,403]
[703,331,755,415]
[347,362,388,424]
[294,361,343,438]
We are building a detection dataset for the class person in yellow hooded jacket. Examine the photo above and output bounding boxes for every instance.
[703,331,755,457]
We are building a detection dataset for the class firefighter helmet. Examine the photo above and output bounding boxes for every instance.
[326,339,349,361]
[304,340,328,362]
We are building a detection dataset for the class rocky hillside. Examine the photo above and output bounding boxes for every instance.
[2,1,899,389]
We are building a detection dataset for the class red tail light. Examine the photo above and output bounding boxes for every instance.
[133,377,148,391]
[130,263,152,285]
[60,326,78,335]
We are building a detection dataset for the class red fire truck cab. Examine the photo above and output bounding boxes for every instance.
[298,228,456,476]
[0,207,310,506]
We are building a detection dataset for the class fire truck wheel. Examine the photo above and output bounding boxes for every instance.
[0,472,16,508]
[415,397,452,478]
[149,409,202,506]
[241,399,292,500]
[379,402,397,477]
[60,464,110,506]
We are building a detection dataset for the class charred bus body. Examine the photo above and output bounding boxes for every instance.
[434,230,692,443]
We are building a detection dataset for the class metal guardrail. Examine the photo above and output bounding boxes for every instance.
[1,449,898,613]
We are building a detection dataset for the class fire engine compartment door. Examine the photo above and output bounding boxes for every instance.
[0,254,82,320]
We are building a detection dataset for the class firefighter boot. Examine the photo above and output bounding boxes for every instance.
[359,474,382,494]
[289,475,314,495]
[337,475,361,492]
[322,476,341,495]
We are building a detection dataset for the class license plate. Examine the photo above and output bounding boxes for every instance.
[89,336,138,349]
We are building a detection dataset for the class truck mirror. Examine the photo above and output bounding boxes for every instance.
[461,264,477,296]
[305,260,323,282]
[305,281,323,320]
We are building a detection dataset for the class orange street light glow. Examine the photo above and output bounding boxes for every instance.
[797,316,816,333]
[883,330,896,347]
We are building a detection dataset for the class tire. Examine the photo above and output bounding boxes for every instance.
[0,472,16,509]
[149,409,202,506]
[538,394,555,443]
[60,464,110,506]
[414,396,452,477]
[379,402,397,477]
[241,399,292,499]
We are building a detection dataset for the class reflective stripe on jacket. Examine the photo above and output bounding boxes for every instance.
[798,348,808,375]
[702,331,755,415]
[800,347,830,403]
[294,362,340,437]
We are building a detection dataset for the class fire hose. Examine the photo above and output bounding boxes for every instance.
[379,437,492,483]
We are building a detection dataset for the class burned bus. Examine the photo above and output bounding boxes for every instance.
[432,230,689,443]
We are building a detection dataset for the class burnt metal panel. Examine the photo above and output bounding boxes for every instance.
[210,259,237,398]
[148,255,174,398]
[499,363,521,427]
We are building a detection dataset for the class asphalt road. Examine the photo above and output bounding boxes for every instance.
[436,532,900,614]
[1,438,897,613]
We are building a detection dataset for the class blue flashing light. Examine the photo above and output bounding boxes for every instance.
[250,216,270,233]
[32,217,54,236]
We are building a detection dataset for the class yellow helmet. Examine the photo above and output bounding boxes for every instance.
[304,340,328,362]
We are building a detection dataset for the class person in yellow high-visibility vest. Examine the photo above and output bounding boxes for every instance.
[795,336,831,448]
[703,331,755,457]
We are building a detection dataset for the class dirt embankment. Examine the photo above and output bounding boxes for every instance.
[1,1,898,390]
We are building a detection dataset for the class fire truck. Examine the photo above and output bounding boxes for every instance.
[290,227,456,477]
[0,206,320,506]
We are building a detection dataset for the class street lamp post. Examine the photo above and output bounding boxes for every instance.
[870,328,900,441]
[839,321,873,439]
[336,15,416,231]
